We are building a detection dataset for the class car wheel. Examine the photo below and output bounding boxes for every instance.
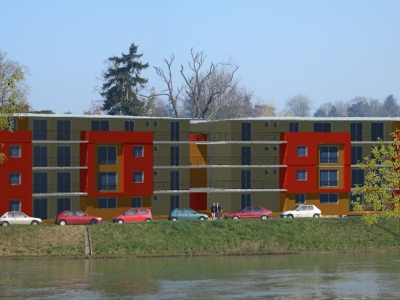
[2,222,9,227]
[232,216,239,220]
[172,217,178,221]
[288,214,294,219]
[145,218,151,222]
[261,215,268,220]
[90,219,98,225]
[118,219,124,224]
[31,221,39,225]
[59,220,67,226]
[199,217,206,220]
[313,214,320,218]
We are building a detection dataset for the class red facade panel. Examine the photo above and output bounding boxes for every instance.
[0,130,32,215]
[190,133,208,141]
[80,131,153,197]
[280,132,351,193]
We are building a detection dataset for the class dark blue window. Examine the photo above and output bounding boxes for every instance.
[57,198,71,214]
[320,146,338,163]
[133,171,143,183]
[295,194,306,204]
[289,122,299,132]
[241,170,251,189]
[297,146,307,157]
[320,193,338,204]
[132,197,142,208]
[98,172,117,190]
[320,170,338,187]
[352,170,364,188]
[351,123,363,141]
[371,123,384,141]
[33,173,47,193]
[241,194,251,209]
[10,146,20,158]
[171,122,180,141]
[34,198,48,219]
[170,171,180,190]
[92,120,109,131]
[33,146,47,167]
[241,123,251,141]
[9,173,21,185]
[57,172,71,193]
[125,121,134,131]
[57,146,71,167]
[98,146,117,165]
[134,146,143,157]
[57,120,71,141]
[241,147,251,165]
[314,123,331,132]
[296,170,307,181]
[170,146,180,166]
[33,120,47,140]
[170,195,180,211]
[98,197,117,209]
[9,200,21,211]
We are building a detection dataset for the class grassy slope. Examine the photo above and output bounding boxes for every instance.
[1,218,400,257]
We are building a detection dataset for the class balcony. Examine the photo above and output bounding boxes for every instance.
[32,182,88,196]
[154,180,280,191]
[154,156,283,167]
[32,157,86,169]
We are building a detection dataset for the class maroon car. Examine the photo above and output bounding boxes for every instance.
[224,206,273,220]
[54,210,102,225]
[112,208,152,223]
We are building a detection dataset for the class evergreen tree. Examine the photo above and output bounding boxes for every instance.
[100,43,149,115]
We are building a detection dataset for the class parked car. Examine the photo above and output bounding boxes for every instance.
[280,205,321,218]
[0,211,42,226]
[112,208,152,223]
[224,206,273,220]
[54,210,102,225]
[168,208,208,221]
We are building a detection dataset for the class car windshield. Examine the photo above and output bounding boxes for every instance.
[291,206,300,211]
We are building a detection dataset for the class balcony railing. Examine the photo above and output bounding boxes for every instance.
[320,181,338,187]
[32,130,85,141]
[32,157,84,168]
[32,182,87,194]
[154,180,279,190]
[154,156,282,166]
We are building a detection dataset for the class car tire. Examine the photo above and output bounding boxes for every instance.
[145,218,151,222]
[199,217,206,220]
[172,217,178,221]
[31,221,39,225]
[2,222,9,227]
[118,219,124,224]
[313,214,320,218]
[288,214,294,219]
[90,219,98,225]
[261,215,268,220]
[232,216,239,220]
[59,220,67,226]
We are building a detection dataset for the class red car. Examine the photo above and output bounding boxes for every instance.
[54,210,102,225]
[224,206,273,220]
[112,208,152,223]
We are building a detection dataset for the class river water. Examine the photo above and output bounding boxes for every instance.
[0,252,399,299]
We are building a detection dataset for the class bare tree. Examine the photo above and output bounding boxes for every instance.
[0,51,30,109]
[253,99,276,117]
[284,95,313,117]
[83,100,103,115]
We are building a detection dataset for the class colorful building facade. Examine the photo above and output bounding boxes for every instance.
[0,115,396,220]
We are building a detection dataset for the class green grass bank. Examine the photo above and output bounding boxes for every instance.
[1,217,400,258]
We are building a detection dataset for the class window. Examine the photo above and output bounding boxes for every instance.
[125,121,134,131]
[57,120,70,141]
[10,146,20,158]
[351,123,363,141]
[296,170,307,181]
[320,193,338,204]
[170,146,180,166]
[98,197,117,209]
[132,197,142,208]
[289,122,299,132]
[92,120,109,131]
[351,146,363,165]
[295,194,306,204]
[265,146,270,151]
[9,173,21,185]
[133,171,144,183]
[134,146,143,157]
[33,146,47,167]
[9,118,17,130]
[241,123,251,141]
[33,173,47,193]
[352,170,364,188]
[171,122,180,141]
[320,146,338,163]
[33,120,47,140]
[371,123,384,141]
[57,198,71,214]
[350,193,363,211]
[241,170,251,189]
[10,200,21,211]
[314,123,331,132]
[98,146,117,165]
[297,146,307,157]
[241,194,251,209]
[33,198,48,219]
[241,147,251,165]
[170,195,180,211]
[146,121,150,126]
[274,122,278,128]
[273,146,278,151]
[320,170,338,187]
[57,172,71,193]
[57,146,71,167]
[265,170,270,175]
[273,170,278,175]
[170,171,180,190]
[154,121,158,126]
[265,122,270,128]
[98,172,117,190]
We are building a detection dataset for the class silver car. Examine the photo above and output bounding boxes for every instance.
[0,211,42,226]
[280,205,322,218]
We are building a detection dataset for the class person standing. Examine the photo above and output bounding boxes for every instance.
[216,202,222,220]
[210,203,216,220]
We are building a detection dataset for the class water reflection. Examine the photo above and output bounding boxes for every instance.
[0,252,399,299]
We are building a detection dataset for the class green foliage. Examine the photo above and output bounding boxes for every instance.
[352,130,400,231]
[100,43,149,116]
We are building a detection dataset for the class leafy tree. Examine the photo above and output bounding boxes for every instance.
[284,95,313,117]
[0,59,26,164]
[351,130,400,233]
[347,97,386,117]
[383,94,398,117]
[99,43,149,115]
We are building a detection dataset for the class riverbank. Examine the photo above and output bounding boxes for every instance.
[0,217,399,258]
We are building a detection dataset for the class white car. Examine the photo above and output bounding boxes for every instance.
[0,211,42,226]
[280,205,321,218]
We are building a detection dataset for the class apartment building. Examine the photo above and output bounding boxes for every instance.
[0,115,396,220]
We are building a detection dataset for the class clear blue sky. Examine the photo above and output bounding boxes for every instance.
[2,0,400,114]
